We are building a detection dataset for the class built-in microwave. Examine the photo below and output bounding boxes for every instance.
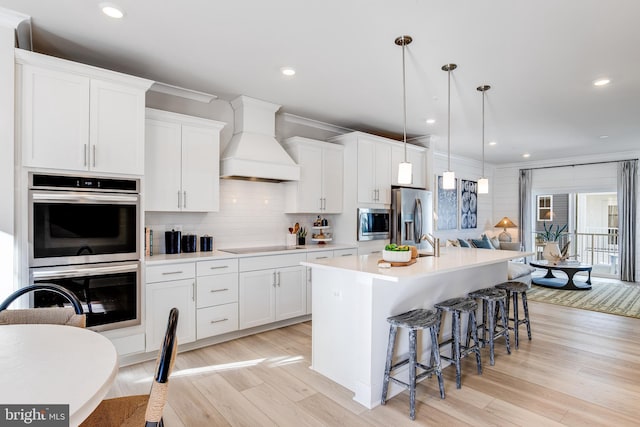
[357,208,390,241]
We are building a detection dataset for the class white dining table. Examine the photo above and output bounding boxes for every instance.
[0,324,118,426]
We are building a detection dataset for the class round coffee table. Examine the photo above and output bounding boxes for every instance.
[529,260,592,291]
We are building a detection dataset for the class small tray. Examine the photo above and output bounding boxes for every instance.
[378,258,417,267]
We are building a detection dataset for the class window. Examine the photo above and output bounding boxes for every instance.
[537,195,553,221]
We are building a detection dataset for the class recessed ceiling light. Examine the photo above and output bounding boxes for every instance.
[599,135,609,139]
[488,141,497,146]
[426,118,436,124]
[100,2,124,19]
[281,67,296,77]
[522,153,531,158]
[593,78,610,87]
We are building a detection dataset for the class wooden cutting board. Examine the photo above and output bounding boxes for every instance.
[378,258,417,267]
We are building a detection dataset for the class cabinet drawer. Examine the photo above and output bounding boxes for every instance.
[197,258,238,276]
[197,303,238,339]
[239,253,307,272]
[306,250,334,261]
[334,248,357,257]
[197,274,238,308]
[146,262,195,283]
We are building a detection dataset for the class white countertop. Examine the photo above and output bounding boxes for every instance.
[301,246,534,282]
[145,243,357,265]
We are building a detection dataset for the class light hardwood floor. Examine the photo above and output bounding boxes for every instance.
[108,300,640,426]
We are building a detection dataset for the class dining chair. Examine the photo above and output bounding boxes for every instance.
[0,283,86,327]
[80,307,179,427]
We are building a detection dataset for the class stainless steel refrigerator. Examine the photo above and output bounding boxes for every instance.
[391,187,433,250]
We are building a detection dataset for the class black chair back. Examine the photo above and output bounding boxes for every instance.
[0,284,84,314]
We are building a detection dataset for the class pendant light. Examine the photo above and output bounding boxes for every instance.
[477,84,490,194]
[441,63,457,189]
[396,35,413,185]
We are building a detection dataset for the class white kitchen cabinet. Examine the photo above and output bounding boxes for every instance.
[238,253,307,329]
[357,137,392,204]
[196,258,239,340]
[145,263,197,351]
[145,109,226,212]
[392,144,427,188]
[305,248,357,314]
[283,137,344,213]
[16,50,152,174]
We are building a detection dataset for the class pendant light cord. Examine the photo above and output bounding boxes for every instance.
[447,68,451,171]
[481,89,485,177]
[402,39,407,162]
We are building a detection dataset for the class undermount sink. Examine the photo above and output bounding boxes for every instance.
[417,252,435,257]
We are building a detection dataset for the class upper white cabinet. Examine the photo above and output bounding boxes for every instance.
[283,137,344,213]
[16,50,152,175]
[391,143,427,188]
[356,136,392,204]
[145,108,226,212]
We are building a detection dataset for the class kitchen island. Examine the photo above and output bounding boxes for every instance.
[301,246,532,409]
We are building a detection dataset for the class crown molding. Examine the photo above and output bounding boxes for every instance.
[281,112,353,134]
[150,82,218,103]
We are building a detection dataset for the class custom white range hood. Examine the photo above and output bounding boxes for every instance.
[220,95,300,182]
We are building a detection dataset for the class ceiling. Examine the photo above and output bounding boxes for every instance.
[2,0,639,165]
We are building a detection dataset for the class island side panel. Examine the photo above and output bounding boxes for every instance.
[311,261,508,409]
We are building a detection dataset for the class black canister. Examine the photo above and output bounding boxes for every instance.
[182,234,197,253]
[200,235,213,252]
[165,230,181,254]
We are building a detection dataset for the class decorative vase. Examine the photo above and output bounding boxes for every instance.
[542,241,561,262]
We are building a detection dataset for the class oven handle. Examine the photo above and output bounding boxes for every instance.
[31,192,139,204]
[31,263,139,280]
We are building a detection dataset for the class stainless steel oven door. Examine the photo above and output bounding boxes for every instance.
[357,208,391,241]
[29,261,141,332]
[29,189,140,267]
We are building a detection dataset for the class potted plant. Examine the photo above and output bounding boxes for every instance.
[537,223,567,262]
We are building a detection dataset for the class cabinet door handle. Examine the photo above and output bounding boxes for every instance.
[83,144,88,167]
[177,191,181,209]
[341,253,353,257]
[209,266,228,270]
[210,318,229,324]
[319,198,323,211]
[277,271,281,286]
[192,282,195,301]
[92,145,96,167]
[209,288,229,293]
[183,191,187,209]
[272,271,276,287]
[162,271,184,275]
[308,267,312,282]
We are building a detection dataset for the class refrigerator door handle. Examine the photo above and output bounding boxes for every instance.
[414,198,423,244]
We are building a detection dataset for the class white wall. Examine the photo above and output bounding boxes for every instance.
[432,151,496,242]
[0,24,15,298]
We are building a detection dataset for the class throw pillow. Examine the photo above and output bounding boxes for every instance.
[471,235,494,249]
[447,239,460,247]
[457,238,471,248]
[490,236,501,250]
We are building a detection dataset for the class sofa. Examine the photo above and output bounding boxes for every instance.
[448,234,536,286]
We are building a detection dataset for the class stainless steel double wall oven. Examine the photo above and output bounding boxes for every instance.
[28,173,141,331]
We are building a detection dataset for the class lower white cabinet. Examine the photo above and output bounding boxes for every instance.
[195,258,239,340]
[145,275,196,352]
[239,253,307,330]
[305,248,357,314]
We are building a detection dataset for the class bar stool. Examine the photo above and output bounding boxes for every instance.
[381,308,445,420]
[467,287,511,366]
[433,297,482,389]
[495,281,532,349]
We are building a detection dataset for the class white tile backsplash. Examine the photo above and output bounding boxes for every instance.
[145,179,336,253]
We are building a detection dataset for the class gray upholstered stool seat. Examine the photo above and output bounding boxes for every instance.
[433,297,482,389]
[381,308,445,420]
[467,287,511,366]
[495,281,532,349]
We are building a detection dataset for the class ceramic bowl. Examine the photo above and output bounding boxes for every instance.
[382,249,411,263]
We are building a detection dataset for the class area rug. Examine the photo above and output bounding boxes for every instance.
[527,280,640,319]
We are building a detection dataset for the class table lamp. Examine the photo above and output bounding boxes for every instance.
[495,217,517,242]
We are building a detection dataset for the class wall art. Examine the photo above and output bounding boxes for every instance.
[436,175,458,230]
[460,179,478,229]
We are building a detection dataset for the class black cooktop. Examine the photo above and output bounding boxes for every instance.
[221,245,304,254]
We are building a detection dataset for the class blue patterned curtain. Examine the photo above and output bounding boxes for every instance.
[617,160,637,282]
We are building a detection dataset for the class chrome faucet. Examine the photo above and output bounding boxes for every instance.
[420,233,440,257]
